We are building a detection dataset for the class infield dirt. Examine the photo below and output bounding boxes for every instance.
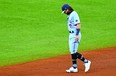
[0,47,116,76]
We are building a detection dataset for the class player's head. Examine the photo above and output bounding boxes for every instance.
[61,4,74,15]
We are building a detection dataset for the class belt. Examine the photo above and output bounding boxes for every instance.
[69,31,74,33]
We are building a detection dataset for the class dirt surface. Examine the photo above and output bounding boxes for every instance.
[0,47,116,76]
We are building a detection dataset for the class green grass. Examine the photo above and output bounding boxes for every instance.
[0,0,116,66]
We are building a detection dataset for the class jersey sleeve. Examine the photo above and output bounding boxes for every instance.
[73,12,80,24]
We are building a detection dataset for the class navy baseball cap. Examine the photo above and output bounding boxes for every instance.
[62,4,70,13]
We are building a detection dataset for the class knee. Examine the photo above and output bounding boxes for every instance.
[76,52,82,59]
[71,53,77,59]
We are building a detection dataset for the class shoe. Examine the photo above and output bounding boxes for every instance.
[84,60,91,72]
[66,67,78,73]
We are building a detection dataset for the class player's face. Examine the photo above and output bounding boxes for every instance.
[64,9,70,15]
[64,9,68,14]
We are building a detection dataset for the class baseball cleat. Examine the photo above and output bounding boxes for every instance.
[66,67,78,73]
[84,60,91,72]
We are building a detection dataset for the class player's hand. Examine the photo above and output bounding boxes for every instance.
[76,35,79,41]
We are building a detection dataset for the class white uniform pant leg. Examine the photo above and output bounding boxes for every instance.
[69,32,81,54]
[69,37,79,54]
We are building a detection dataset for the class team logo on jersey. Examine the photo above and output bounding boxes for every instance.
[69,24,72,27]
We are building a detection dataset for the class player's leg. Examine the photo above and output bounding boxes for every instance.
[66,37,78,73]
[74,33,91,72]
[74,42,91,72]
[76,52,91,72]
[76,52,88,63]
[67,33,82,72]
[69,37,78,68]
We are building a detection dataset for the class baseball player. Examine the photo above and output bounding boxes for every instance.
[61,4,91,73]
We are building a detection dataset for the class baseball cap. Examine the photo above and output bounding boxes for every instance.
[61,4,70,13]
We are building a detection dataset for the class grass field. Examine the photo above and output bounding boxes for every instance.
[0,0,116,66]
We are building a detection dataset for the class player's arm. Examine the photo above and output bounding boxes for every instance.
[74,13,81,41]
[76,23,80,29]
[75,23,80,40]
